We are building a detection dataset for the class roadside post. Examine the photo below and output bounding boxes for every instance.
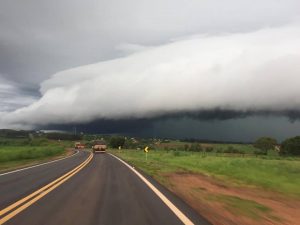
[144,146,149,161]
[118,146,122,153]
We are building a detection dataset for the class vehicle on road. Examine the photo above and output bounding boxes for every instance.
[92,140,107,153]
[74,142,85,149]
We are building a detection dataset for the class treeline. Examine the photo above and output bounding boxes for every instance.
[180,138,250,144]
[0,129,82,141]
[0,129,31,138]
[279,136,300,156]
[181,136,300,156]
[182,144,214,152]
[45,133,82,141]
[164,144,244,154]
[105,135,300,156]
[1,129,300,156]
[254,136,300,156]
[108,136,154,149]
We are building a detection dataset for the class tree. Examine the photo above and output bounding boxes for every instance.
[189,143,203,152]
[280,136,300,156]
[205,147,214,152]
[254,137,277,155]
[109,136,125,148]
[184,144,189,151]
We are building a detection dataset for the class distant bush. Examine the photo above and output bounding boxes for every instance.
[254,150,267,156]
[46,133,81,141]
[280,136,300,156]
[223,146,244,154]
[224,146,235,153]
[254,137,277,155]
[216,149,223,153]
[189,143,203,152]
[205,147,214,152]
[109,136,125,148]
[184,144,189,151]
[0,129,30,138]
[0,139,9,145]
[123,141,138,149]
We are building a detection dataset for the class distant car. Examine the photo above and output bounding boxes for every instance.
[92,140,107,153]
[74,142,85,149]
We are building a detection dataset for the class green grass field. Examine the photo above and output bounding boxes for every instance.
[156,141,265,154]
[0,146,65,162]
[112,149,300,197]
[0,138,72,172]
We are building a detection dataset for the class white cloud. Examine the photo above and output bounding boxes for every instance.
[1,23,300,128]
[115,43,151,55]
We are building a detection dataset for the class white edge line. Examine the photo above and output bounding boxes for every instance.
[0,150,79,177]
[109,153,194,225]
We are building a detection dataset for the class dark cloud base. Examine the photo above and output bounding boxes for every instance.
[42,118,154,134]
[178,109,300,122]
[40,109,300,135]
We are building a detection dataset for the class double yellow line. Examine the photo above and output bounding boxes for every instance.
[0,152,93,225]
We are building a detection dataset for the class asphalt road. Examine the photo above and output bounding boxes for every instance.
[0,152,210,225]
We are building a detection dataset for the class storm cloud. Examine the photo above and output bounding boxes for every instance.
[0,77,38,113]
[1,0,299,85]
[1,0,300,135]
[1,23,300,129]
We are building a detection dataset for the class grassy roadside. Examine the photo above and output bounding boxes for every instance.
[0,148,71,173]
[0,139,74,173]
[111,149,300,225]
[112,149,300,196]
[158,141,258,153]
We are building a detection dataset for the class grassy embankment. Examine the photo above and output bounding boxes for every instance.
[113,149,300,196]
[0,138,72,172]
[111,145,300,224]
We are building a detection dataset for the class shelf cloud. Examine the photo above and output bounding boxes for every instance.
[1,23,300,129]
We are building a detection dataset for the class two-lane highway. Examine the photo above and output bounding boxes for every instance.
[0,152,210,225]
[0,150,89,210]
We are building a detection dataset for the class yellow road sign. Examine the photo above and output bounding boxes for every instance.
[144,146,149,153]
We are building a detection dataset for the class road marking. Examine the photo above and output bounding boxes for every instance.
[0,152,89,216]
[109,153,194,225]
[0,152,93,225]
[0,150,79,177]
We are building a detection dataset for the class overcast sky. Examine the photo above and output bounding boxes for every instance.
[0,0,300,141]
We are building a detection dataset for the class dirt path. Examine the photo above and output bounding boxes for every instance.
[165,172,300,225]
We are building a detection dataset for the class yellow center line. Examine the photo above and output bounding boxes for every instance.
[0,153,92,217]
[0,153,93,225]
